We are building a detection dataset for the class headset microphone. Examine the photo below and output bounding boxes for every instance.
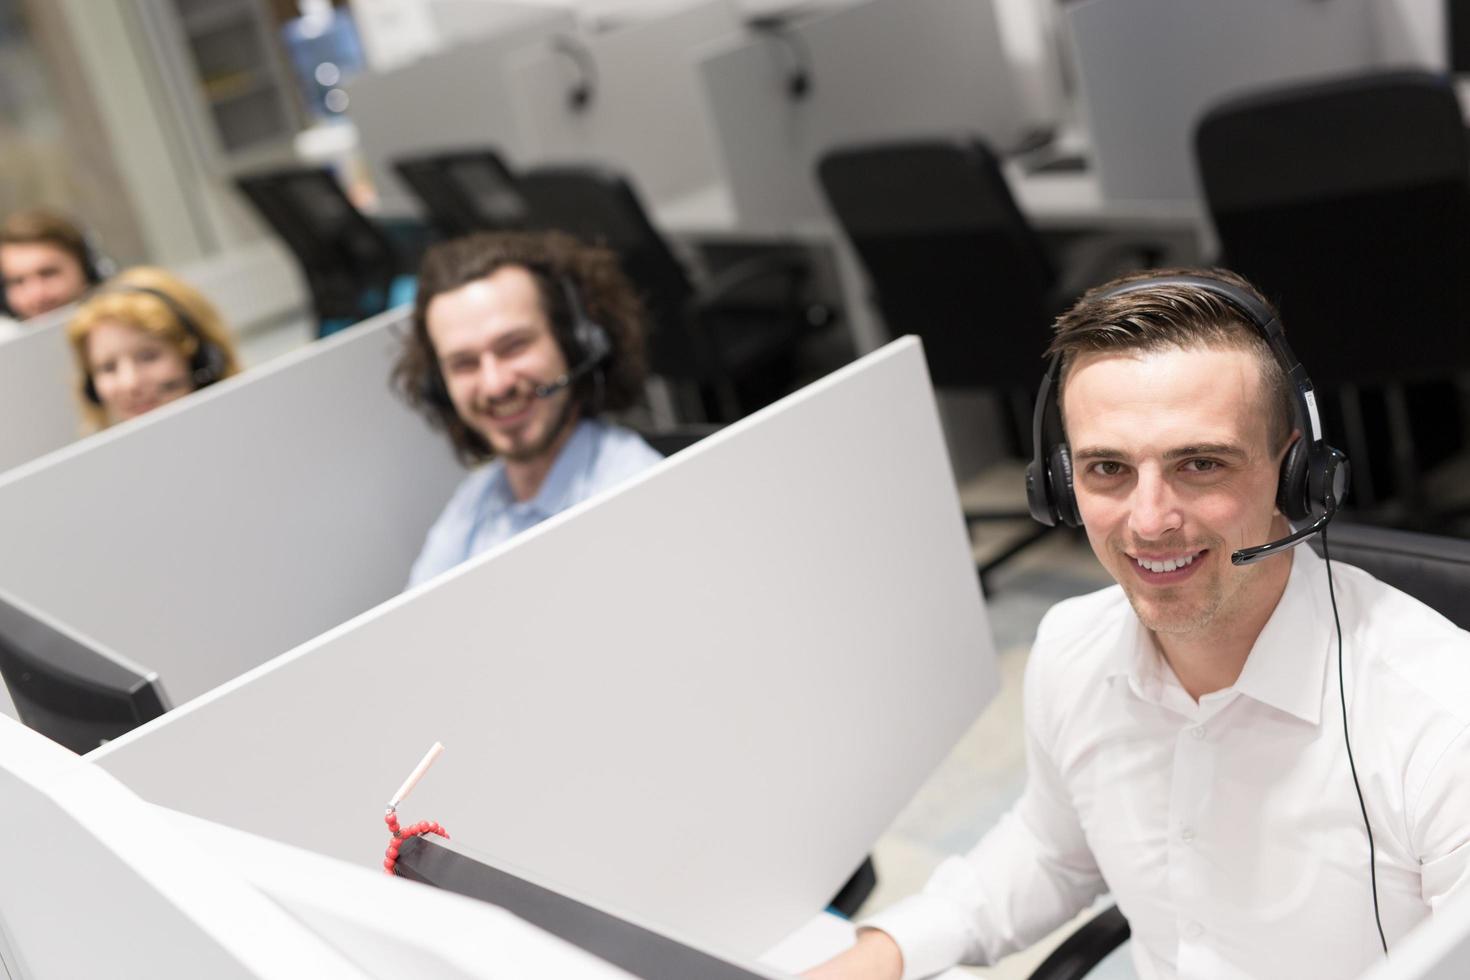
[532,351,605,399]
[532,277,613,399]
[1230,488,1342,566]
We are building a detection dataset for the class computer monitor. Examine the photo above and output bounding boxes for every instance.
[0,587,169,754]
[395,835,789,980]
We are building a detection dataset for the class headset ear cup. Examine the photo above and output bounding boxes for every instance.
[1276,437,1311,522]
[1026,458,1057,527]
[1049,444,1082,528]
[192,341,228,388]
[1308,445,1350,517]
[82,375,100,405]
[420,366,452,410]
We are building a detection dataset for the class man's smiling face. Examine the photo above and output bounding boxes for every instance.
[427,264,576,463]
[1063,343,1294,637]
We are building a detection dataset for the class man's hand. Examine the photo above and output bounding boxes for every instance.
[802,928,904,980]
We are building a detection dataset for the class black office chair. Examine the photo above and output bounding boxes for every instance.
[393,148,529,240]
[1196,70,1470,519]
[817,138,1152,587]
[1310,521,1470,630]
[1024,521,1470,979]
[636,424,721,458]
[236,166,408,335]
[515,165,841,423]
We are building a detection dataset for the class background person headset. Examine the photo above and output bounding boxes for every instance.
[1024,271,1385,949]
[66,267,241,430]
[0,207,113,321]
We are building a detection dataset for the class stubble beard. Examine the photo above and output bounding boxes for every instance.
[488,390,579,463]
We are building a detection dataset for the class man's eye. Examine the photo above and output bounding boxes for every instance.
[444,358,476,375]
[1091,461,1125,477]
[1184,458,1221,473]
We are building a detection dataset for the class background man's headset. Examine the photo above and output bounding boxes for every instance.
[81,285,229,405]
[1024,273,1388,954]
[420,273,613,411]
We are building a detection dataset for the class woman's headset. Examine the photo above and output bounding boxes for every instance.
[1024,273,1350,565]
[81,285,228,405]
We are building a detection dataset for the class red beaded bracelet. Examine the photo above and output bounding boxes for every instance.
[383,807,450,876]
[381,742,450,876]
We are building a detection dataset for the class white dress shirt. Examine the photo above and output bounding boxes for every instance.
[864,545,1470,979]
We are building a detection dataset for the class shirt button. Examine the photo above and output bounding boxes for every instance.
[1183,920,1203,940]
[1191,726,1206,740]
[1180,827,1195,844]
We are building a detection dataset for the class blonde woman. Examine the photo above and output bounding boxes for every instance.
[67,267,241,429]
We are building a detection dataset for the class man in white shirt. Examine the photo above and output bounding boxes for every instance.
[396,231,662,587]
[808,268,1470,980]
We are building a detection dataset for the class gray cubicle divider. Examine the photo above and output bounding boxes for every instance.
[0,714,635,979]
[1066,0,1390,203]
[344,2,576,217]
[695,0,1029,227]
[93,337,999,960]
[1359,890,1470,980]
[0,307,463,713]
[506,0,744,209]
[0,311,80,475]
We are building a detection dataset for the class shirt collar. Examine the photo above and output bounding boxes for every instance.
[1231,545,1332,725]
[1105,545,1333,725]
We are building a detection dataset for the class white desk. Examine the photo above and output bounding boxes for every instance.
[655,168,1206,240]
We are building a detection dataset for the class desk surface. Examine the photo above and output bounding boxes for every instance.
[653,172,1206,243]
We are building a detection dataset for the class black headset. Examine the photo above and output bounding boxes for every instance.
[750,18,813,101]
[81,285,229,405]
[419,273,612,411]
[1024,273,1350,566]
[552,35,597,113]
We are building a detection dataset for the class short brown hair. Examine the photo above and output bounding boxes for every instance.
[393,231,650,466]
[0,208,93,277]
[1047,267,1294,450]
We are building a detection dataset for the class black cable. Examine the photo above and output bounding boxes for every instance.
[1324,528,1388,954]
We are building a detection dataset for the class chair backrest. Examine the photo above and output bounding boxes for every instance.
[817,138,1056,391]
[236,167,400,321]
[515,166,700,381]
[1310,523,1470,631]
[392,148,527,239]
[1196,70,1470,387]
[636,424,720,458]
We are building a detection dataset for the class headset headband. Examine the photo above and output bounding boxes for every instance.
[1025,272,1348,550]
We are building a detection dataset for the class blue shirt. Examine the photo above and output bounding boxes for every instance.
[407,419,663,587]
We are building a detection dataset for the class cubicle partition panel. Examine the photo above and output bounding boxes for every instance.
[695,0,1028,226]
[0,308,463,711]
[0,311,84,476]
[344,3,576,217]
[0,715,635,979]
[505,0,744,209]
[94,338,1000,959]
[1065,0,1387,202]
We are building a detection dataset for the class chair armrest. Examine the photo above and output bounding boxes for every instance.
[1025,905,1130,980]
